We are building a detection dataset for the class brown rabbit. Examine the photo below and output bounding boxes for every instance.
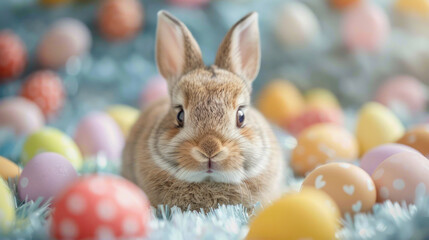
[122,11,284,211]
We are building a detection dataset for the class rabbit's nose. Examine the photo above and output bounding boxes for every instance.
[198,135,222,158]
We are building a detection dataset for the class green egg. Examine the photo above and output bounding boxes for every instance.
[0,179,15,231]
[21,127,83,169]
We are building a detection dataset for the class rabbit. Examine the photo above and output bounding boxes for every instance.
[122,10,284,211]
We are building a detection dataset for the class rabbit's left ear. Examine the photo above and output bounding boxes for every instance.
[215,12,260,83]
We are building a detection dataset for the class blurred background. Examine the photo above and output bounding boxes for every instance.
[1,0,429,158]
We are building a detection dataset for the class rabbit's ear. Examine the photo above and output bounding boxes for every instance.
[215,12,260,83]
[156,11,204,85]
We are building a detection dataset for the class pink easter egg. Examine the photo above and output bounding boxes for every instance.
[74,112,124,162]
[38,18,91,69]
[139,75,168,109]
[0,97,44,135]
[372,151,429,204]
[287,107,344,136]
[360,143,418,175]
[342,2,390,52]
[50,175,150,239]
[375,76,427,115]
[168,0,210,8]
[18,152,78,203]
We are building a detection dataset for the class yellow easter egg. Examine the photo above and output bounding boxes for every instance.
[106,105,140,138]
[21,127,83,169]
[356,102,405,155]
[247,188,340,240]
[305,88,340,110]
[0,156,21,181]
[257,80,305,126]
[0,179,15,231]
[291,123,359,176]
[395,0,429,16]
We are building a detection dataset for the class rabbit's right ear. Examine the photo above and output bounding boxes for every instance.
[156,11,204,86]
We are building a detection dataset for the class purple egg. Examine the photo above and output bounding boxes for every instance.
[360,143,417,175]
[18,152,78,203]
[74,112,124,162]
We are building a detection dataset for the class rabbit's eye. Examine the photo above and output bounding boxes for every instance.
[236,108,245,128]
[177,108,185,127]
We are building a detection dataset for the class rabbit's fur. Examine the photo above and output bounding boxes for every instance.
[122,11,284,211]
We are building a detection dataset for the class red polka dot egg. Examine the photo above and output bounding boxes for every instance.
[50,175,150,239]
[21,70,65,117]
[0,30,27,83]
[97,0,144,41]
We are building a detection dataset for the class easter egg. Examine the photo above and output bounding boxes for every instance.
[0,30,27,83]
[50,175,150,239]
[372,151,429,203]
[275,2,320,47]
[168,0,210,7]
[0,156,20,181]
[360,143,417,175]
[330,0,361,9]
[375,76,426,115]
[395,0,429,16]
[74,112,124,162]
[20,70,65,117]
[397,125,429,157]
[18,152,78,203]
[0,180,15,231]
[246,188,340,240]
[98,0,144,41]
[139,75,169,109]
[257,80,305,126]
[291,124,358,176]
[0,97,44,135]
[287,107,344,136]
[356,102,405,154]
[342,2,390,52]
[302,162,376,215]
[107,105,140,138]
[38,18,91,69]
[305,88,340,110]
[21,127,83,169]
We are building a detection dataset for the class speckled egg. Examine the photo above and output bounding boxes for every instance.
[168,0,210,7]
[360,143,417,175]
[74,112,124,162]
[0,179,15,231]
[257,80,305,126]
[0,97,44,135]
[330,0,361,9]
[38,18,91,69]
[397,125,429,157]
[246,188,340,240]
[0,156,20,181]
[302,162,376,215]
[342,2,390,52]
[139,75,169,109]
[287,107,344,136]
[50,175,150,239]
[305,88,341,110]
[275,2,320,47]
[98,0,144,41]
[291,123,359,176]
[356,102,405,154]
[106,105,140,138]
[20,70,65,117]
[18,152,78,203]
[0,30,27,82]
[372,151,429,203]
[375,76,426,115]
[21,127,83,169]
